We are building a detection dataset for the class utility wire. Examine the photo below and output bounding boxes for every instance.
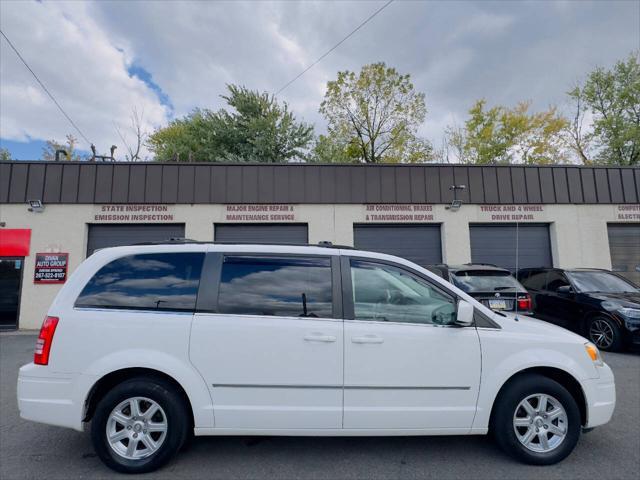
[275,0,394,96]
[0,29,92,146]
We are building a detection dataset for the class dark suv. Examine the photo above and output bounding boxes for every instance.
[428,264,532,314]
[517,268,640,352]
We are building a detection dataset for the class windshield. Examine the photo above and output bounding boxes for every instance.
[452,270,524,293]
[567,271,638,293]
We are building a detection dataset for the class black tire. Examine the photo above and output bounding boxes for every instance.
[587,316,623,352]
[91,376,190,474]
[491,374,581,465]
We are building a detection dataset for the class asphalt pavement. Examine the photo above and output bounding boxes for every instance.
[1,332,638,480]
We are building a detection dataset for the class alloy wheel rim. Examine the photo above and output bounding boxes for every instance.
[589,319,614,349]
[106,396,168,460]
[513,393,568,453]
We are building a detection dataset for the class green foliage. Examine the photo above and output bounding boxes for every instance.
[147,85,314,162]
[0,147,11,161]
[568,52,640,165]
[319,62,432,163]
[41,134,85,161]
[308,134,361,163]
[447,100,569,164]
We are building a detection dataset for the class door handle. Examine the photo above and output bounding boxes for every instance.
[303,333,337,343]
[351,335,384,344]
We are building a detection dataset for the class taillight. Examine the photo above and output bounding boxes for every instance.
[34,316,59,365]
[517,295,532,312]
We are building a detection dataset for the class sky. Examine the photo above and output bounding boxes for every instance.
[0,0,638,161]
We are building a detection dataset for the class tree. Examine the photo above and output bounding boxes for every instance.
[567,52,640,165]
[147,85,314,162]
[319,62,431,163]
[0,147,11,161]
[446,100,569,164]
[308,134,361,163]
[41,134,85,161]
[115,107,147,161]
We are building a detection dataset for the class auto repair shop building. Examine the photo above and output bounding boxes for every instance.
[1,161,639,330]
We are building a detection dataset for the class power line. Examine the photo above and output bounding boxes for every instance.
[275,0,394,96]
[0,29,92,146]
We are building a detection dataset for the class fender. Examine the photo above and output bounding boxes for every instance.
[473,346,592,430]
[582,310,625,333]
[82,348,214,429]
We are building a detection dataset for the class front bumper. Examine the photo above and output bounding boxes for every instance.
[582,362,616,428]
[17,363,94,431]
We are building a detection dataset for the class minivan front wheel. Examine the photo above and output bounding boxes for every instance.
[91,377,189,473]
[492,374,581,465]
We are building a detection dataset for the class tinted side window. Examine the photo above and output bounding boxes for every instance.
[351,260,456,325]
[520,270,547,291]
[76,253,204,311]
[217,256,333,318]
[546,271,570,292]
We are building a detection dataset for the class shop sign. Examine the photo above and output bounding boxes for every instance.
[224,205,296,222]
[615,205,640,221]
[34,253,68,284]
[479,205,544,221]
[93,205,175,222]
[364,204,435,222]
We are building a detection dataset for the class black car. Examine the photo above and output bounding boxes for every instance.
[428,264,533,315]
[517,267,640,352]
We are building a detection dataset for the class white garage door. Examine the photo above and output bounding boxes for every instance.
[214,224,308,244]
[353,225,442,267]
[470,224,552,272]
[608,224,640,285]
[87,224,186,256]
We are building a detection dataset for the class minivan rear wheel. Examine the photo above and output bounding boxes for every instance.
[491,373,581,465]
[91,377,189,473]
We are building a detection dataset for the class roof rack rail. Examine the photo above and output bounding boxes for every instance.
[316,241,354,249]
[464,262,498,267]
[131,239,355,249]
[133,237,203,246]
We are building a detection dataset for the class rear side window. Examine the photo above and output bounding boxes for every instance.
[75,253,204,311]
[217,256,333,318]
[520,270,547,291]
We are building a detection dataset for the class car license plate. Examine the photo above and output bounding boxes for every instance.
[489,299,507,310]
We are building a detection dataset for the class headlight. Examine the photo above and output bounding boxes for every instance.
[584,342,604,366]
[618,307,640,319]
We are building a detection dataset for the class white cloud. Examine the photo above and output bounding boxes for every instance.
[447,12,515,43]
[0,0,168,158]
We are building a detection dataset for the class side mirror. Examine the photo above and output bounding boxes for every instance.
[455,300,474,327]
[556,285,573,294]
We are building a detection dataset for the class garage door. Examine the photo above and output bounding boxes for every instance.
[87,224,185,256]
[608,224,640,285]
[353,225,442,267]
[214,224,308,244]
[470,224,552,272]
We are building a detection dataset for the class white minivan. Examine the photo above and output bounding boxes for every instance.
[18,242,615,473]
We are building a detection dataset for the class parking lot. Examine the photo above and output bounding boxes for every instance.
[1,332,638,480]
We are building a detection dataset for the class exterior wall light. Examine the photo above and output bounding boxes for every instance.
[446,199,463,211]
[27,200,45,213]
[446,184,466,211]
